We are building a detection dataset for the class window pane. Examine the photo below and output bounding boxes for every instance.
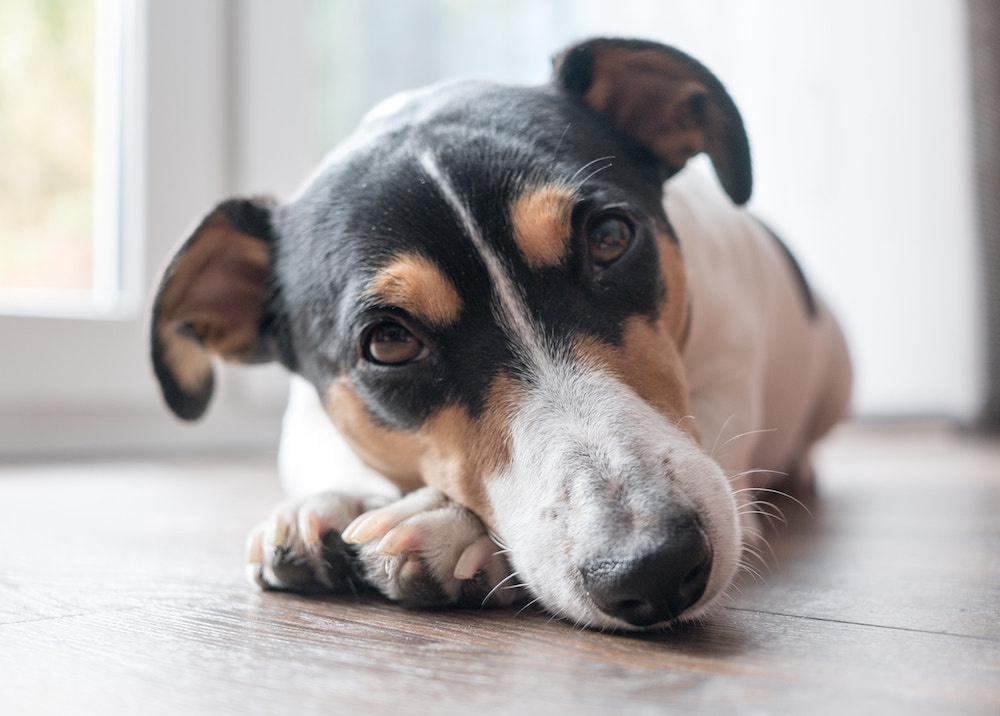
[0,0,96,302]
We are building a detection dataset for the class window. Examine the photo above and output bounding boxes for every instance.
[0,0,138,317]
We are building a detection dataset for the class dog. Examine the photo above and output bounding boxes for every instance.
[150,38,851,631]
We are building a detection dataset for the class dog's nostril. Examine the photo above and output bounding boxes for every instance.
[682,557,711,588]
[580,515,713,627]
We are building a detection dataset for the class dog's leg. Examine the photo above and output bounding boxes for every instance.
[247,488,519,609]
[251,378,517,606]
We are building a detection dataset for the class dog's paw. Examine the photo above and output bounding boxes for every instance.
[341,487,520,608]
[246,492,391,594]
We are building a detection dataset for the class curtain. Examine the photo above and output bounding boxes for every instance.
[969,0,1000,430]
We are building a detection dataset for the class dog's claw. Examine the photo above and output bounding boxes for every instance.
[246,527,264,564]
[375,524,421,556]
[342,511,393,545]
[268,513,290,550]
[300,509,322,547]
[454,534,498,580]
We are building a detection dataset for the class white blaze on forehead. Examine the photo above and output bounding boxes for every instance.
[418,151,549,366]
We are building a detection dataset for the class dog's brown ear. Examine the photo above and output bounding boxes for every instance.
[553,38,752,205]
[151,198,278,420]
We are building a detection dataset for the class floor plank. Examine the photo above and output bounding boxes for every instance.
[1,425,998,714]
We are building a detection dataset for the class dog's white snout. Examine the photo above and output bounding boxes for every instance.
[487,359,740,630]
[578,513,713,627]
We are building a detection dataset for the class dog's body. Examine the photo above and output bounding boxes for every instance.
[151,39,850,630]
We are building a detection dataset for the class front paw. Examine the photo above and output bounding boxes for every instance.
[342,487,520,608]
[246,492,390,594]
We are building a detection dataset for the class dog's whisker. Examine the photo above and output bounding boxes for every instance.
[709,414,737,460]
[481,571,521,607]
[514,597,547,620]
[752,531,778,565]
[743,549,774,576]
[740,543,766,563]
[729,468,788,482]
[674,414,698,433]
[739,501,788,524]
[743,486,814,519]
[486,529,509,552]
[714,427,780,463]
[722,582,743,599]
[568,154,616,185]
[553,122,571,158]
[576,161,615,189]
[761,502,789,525]
[738,564,765,584]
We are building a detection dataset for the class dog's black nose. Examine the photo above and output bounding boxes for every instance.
[580,515,712,627]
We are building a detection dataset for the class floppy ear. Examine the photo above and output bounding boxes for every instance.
[150,197,279,420]
[553,38,752,205]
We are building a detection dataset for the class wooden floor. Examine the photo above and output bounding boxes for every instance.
[1,423,998,715]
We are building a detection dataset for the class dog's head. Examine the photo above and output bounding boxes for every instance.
[151,38,752,630]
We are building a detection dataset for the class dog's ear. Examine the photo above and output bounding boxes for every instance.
[150,198,279,420]
[553,38,752,204]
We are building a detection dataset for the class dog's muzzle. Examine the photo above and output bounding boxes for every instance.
[486,358,739,630]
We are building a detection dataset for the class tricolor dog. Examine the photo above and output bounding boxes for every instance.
[151,38,851,630]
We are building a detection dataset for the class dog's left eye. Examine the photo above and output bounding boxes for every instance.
[587,214,634,267]
[363,321,425,365]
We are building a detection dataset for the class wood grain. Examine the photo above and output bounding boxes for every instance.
[1,424,998,714]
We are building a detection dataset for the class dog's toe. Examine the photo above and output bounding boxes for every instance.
[341,486,446,547]
[248,492,390,594]
[343,487,521,608]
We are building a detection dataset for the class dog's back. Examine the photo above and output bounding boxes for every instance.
[667,166,851,493]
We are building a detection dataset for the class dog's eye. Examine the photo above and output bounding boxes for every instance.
[587,214,634,267]
[364,321,424,365]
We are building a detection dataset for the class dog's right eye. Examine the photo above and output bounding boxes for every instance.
[586,213,634,268]
[363,321,425,365]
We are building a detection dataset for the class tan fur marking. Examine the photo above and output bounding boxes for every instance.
[158,329,210,395]
[367,253,463,327]
[655,235,690,345]
[323,375,517,524]
[324,379,426,493]
[510,186,575,269]
[416,375,517,524]
[155,215,271,391]
[573,231,697,440]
